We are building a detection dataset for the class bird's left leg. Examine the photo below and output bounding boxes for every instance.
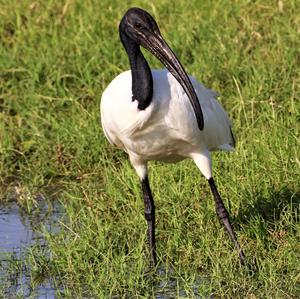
[130,156,157,267]
[208,177,245,263]
[191,151,245,263]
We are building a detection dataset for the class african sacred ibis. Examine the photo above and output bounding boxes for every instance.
[101,7,245,266]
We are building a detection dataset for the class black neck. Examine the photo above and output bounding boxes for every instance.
[119,30,153,110]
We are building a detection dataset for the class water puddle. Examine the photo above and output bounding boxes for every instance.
[155,267,203,299]
[0,197,64,298]
[0,193,205,298]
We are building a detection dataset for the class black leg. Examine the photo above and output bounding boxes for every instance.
[141,176,157,267]
[208,178,245,263]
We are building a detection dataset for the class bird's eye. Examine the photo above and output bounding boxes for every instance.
[135,23,143,29]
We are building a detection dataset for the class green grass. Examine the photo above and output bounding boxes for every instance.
[1,0,299,297]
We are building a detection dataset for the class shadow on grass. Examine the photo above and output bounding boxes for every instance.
[231,186,300,275]
[235,186,299,226]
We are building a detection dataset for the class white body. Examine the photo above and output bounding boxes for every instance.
[101,69,234,179]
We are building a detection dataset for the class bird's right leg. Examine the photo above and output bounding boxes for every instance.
[141,176,157,267]
[130,156,157,267]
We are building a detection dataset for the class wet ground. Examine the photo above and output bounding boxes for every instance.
[0,198,63,298]
[0,196,203,298]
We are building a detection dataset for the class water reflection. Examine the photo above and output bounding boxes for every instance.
[0,199,205,298]
[0,199,63,298]
[155,266,203,299]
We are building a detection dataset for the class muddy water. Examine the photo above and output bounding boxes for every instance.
[0,199,64,298]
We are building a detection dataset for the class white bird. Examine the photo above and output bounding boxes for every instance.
[101,7,245,266]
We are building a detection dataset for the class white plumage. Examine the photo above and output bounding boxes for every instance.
[101,7,245,266]
[101,69,234,180]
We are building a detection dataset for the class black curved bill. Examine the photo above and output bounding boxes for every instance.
[141,32,204,131]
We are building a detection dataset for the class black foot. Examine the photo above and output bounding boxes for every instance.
[208,177,245,263]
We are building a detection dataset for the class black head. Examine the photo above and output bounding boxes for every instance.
[119,8,161,46]
[119,8,204,130]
